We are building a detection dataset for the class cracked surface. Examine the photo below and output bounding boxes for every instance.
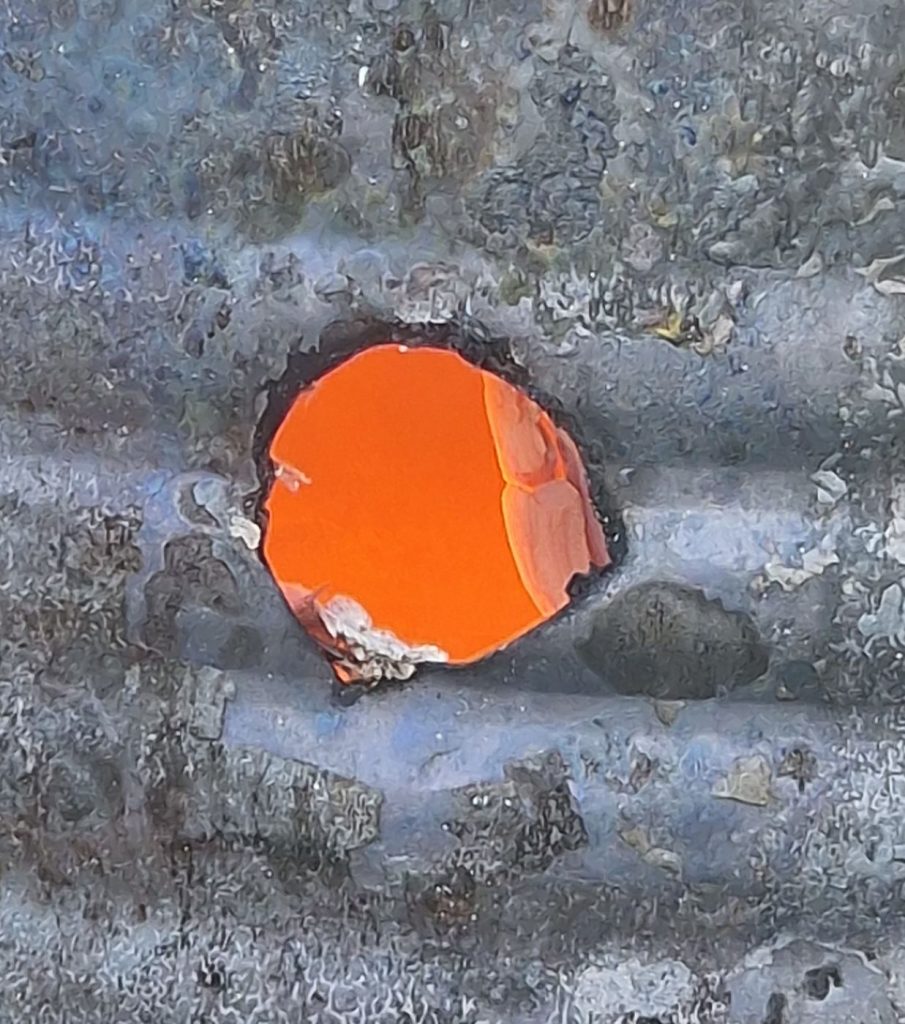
[4,0,905,1018]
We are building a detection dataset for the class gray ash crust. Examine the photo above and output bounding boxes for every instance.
[3,0,905,1018]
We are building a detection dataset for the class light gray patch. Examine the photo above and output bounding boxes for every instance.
[726,940,894,1024]
[187,667,236,741]
[858,583,905,646]
[573,957,697,1023]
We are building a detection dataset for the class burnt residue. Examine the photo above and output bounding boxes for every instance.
[588,0,633,33]
[763,992,787,1024]
[803,964,842,1000]
[445,751,588,882]
[777,746,818,793]
[409,865,478,934]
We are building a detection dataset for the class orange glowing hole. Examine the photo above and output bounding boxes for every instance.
[262,344,610,684]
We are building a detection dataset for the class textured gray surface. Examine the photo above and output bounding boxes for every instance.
[4,0,905,1020]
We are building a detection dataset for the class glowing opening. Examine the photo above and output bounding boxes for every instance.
[262,344,610,682]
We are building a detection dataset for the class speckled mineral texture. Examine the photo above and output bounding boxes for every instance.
[5,0,905,1019]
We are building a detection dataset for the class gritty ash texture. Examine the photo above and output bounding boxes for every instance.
[5,0,905,1020]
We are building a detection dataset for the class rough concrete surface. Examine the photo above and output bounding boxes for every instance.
[4,0,905,1020]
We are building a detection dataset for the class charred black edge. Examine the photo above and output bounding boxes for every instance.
[250,315,626,665]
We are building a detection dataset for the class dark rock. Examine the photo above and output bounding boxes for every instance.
[578,582,769,699]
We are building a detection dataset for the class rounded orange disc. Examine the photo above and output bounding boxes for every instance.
[262,344,609,673]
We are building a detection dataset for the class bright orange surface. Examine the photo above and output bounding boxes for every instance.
[263,344,609,665]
